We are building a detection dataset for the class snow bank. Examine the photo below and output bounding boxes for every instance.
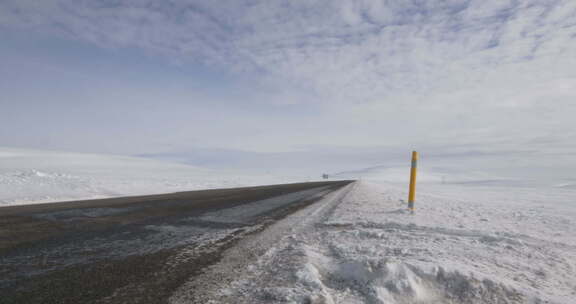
[0,147,307,206]
[215,181,576,303]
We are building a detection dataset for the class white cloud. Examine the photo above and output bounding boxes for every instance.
[1,0,576,179]
[2,1,575,103]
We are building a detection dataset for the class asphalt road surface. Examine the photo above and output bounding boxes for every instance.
[0,180,352,304]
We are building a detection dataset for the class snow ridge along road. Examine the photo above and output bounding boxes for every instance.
[0,180,352,304]
[170,180,357,303]
[195,181,576,304]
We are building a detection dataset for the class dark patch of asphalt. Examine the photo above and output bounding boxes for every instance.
[0,180,353,304]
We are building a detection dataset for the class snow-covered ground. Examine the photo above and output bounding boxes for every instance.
[201,181,576,303]
[0,147,310,206]
[3,147,575,302]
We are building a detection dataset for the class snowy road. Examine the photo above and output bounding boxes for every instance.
[2,180,574,304]
[0,180,352,304]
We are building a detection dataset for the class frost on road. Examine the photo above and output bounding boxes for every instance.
[180,181,576,304]
[0,181,349,304]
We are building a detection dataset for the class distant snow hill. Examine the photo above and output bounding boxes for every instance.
[0,147,298,207]
[332,164,518,186]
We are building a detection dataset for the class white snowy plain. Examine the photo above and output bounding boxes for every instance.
[0,147,308,206]
[200,181,576,304]
[2,147,575,303]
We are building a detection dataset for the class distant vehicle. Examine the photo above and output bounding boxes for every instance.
[322,174,329,179]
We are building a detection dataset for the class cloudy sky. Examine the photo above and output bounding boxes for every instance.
[1,0,576,179]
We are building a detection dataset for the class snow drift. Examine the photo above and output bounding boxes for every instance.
[196,181,576,303]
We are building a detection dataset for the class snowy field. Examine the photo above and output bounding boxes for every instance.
[2,147,575,302]
[200,181,575,303]
[0,147,309,206]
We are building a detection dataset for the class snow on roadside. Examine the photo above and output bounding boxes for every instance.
[218,181,576,303]
[0,147,309,206]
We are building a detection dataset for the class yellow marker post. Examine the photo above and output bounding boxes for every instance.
[408,151,418,213]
